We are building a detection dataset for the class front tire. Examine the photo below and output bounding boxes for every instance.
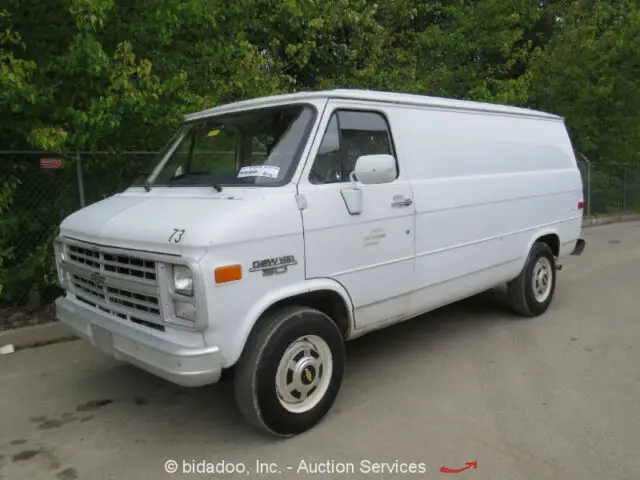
[507,241,557,317]
[233,306,346,437]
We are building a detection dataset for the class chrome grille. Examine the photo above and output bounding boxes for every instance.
[63,240,164,330]
[72,274,160,315]
[68,244,157,282]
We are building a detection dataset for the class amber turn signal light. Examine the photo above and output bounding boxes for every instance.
[214,265,242,284]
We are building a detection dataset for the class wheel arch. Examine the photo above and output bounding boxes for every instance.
[526,228,560,259]
[228,278,355,367]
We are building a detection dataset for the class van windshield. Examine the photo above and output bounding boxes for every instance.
[143,104,315,188]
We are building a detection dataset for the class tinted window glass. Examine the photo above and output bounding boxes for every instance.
[309,110,395,184]
[309,115,341,184]
[146,105,315,187]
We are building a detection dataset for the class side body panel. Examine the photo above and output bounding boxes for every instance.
[296,99,416,331]
[386,105,583,319]
[195,186,306,367]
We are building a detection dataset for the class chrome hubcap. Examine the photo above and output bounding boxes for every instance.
[275,335,333,414]
[532,257,553,303]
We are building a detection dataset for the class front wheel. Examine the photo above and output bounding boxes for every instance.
[507,241,557,317]
[233,306,346,437]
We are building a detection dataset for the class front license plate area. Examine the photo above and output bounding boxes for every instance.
[91,324,114,356]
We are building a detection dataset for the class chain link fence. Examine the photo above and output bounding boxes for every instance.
[1,151,640,318]
[577,160,640,216]
[0,151,155,328]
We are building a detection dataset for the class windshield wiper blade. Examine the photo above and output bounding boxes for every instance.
[168,171,223,192]
[134,171,152,192]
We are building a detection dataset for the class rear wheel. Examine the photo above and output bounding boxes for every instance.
[507,241,557,317]
[233,306,346,437]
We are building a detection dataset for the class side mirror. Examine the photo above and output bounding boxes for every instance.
[351,154,397,185]
[340,154,397,216]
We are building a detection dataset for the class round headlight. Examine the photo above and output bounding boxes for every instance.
[173,265,194,296]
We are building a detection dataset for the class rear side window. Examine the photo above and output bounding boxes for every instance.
[309,110,396,184]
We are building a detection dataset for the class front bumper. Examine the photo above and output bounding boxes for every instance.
[55,296,222,387]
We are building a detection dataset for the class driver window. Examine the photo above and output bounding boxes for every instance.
[310,114,341,184]
[309,110,395,185]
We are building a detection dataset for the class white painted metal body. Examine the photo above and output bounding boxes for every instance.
[54,89,584,386]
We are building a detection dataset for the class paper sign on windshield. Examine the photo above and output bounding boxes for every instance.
[237,165,280,179]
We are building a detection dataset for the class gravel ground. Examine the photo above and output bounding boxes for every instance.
[1,221,640,480]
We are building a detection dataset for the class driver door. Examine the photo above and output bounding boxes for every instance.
[297,104,415,330]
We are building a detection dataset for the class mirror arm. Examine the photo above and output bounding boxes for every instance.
[340,171,363,216]
[349,171,360,189]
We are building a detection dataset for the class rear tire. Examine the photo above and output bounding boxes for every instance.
[507,241,556,317]
[233,306,346,437]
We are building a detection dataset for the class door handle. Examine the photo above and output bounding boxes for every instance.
[391,197,413,208]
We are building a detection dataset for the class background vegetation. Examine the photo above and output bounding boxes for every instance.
[1,0,639,311]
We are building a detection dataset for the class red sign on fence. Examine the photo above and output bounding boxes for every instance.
[40,158,63,169]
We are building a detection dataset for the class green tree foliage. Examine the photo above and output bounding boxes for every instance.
[529,0,640,164]
[0,0,639,308]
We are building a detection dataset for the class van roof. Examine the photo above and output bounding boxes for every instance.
[184,89,563,122]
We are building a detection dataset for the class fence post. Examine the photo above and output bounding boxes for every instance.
[76,149,86,208]
[580,153,592,216]
[623,166,627,211]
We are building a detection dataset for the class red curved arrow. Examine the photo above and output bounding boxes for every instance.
[440,461,478,474]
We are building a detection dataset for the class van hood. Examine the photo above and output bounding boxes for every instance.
[59,187,302,258]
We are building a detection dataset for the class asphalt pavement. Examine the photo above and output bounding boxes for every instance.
[1,221,640,480]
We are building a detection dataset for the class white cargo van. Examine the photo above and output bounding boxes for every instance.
[54,89,586,436]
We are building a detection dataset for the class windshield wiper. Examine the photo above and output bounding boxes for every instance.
[168,171,223,192]
[134,172,152,192]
